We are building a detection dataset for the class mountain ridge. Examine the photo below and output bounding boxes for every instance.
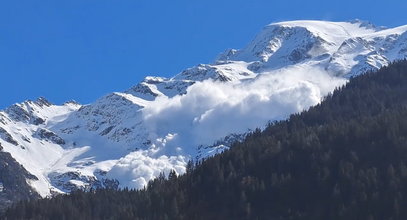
[1,19,407,203]
[6,58,407,220]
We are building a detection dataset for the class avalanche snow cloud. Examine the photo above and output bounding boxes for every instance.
[2,20,407,194]
[110,66,346,188]
[143,66,346,153]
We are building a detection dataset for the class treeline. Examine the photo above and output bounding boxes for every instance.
[4,60,407,219]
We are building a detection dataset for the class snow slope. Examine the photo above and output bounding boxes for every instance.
[1,20,407,197]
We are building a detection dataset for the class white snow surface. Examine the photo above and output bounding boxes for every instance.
[1,20,407,196]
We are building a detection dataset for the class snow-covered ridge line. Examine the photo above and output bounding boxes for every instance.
[1,20,407,198]
[220,20,407,77]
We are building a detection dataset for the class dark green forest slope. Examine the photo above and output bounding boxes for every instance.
[4,60,407,220]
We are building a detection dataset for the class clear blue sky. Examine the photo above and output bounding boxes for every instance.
[1,0,406,108]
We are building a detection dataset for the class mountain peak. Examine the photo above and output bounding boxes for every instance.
[35,97,52,107]
[216,19,407,76]
[348,19,387,31]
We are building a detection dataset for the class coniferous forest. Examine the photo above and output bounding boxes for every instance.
[4,60,407,219]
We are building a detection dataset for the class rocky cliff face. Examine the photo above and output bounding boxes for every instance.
[0,147,40,212]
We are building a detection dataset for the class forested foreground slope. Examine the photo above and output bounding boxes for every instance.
[4,60,407,219]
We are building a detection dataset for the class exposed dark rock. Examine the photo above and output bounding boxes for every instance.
[5,105,30,123]
[111,127,132,141]
[0,128,18,146]
[32,117,45,125]
[0,117,6,126]
[21,136,31,143]
[217,73,232,82]
[60,125,80,134]
[247,61,263,72]
[64,100,80,105]
[5,103,46,125]
[35,97,52,107]
[34,128,65,145]
[127,83,159,98]
[101,178,119,190]
[288,45,312,62]
[0,151,40,212]
[99,126,115,136]
[48,171,119,193]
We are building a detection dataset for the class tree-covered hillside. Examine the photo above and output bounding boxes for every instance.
[4,60,407,220]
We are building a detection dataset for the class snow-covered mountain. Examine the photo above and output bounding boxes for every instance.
[1,20,407,203]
